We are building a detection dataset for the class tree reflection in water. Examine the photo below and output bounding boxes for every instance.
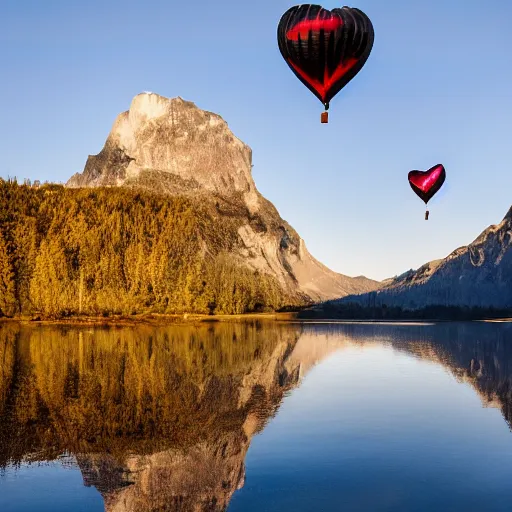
[1,321,511,511]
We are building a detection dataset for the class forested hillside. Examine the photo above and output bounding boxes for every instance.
[0,180,297,318]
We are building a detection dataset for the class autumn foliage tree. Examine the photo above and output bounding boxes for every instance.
[0,233,16,316]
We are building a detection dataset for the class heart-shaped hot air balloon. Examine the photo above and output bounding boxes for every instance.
[277,4,374,123]
[408,164,446,220]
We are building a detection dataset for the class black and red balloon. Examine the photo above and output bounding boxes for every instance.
[277,4,374,111]
[408,164,446,205]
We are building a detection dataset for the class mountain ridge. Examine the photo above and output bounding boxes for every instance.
[334,204,512,310]
[65,92,380,303]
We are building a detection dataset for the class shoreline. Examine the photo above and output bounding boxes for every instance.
[1,313,511,327]
[0,312,298,327]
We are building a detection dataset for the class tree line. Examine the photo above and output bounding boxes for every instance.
[0,180,298,318]
[299,301,512,321]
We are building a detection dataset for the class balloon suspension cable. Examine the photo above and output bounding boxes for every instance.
[321,103,329,124]
[425,207,429,221]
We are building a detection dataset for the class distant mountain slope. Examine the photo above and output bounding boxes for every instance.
[338,205,512,309]
[66,92,379,303]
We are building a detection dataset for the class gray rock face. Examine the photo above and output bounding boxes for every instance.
[68,94,260,212]
[66,92,380,302]
[344,206,512,309]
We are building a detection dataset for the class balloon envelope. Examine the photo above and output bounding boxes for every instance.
[408,164,446,205]
[277,4,374,109]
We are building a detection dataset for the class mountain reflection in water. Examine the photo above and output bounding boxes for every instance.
[0,322,302,511]
[0,321,512,511]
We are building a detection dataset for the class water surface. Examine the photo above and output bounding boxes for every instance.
[1,321,511,511]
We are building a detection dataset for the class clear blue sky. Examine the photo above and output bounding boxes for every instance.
[2,0,512,281]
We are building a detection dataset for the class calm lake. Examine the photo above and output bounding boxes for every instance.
[1,321,512,511]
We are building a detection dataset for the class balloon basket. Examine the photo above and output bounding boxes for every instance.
[321,111,329,124]
[425,210,429,221]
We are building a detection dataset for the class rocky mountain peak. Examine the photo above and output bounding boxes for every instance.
[65,92,380,302]
[67,92,260,213]
[336,203,512,309]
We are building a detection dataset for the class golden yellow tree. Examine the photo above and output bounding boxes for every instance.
[0,233,17,316]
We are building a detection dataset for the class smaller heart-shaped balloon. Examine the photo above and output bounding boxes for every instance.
[408,164,446,204]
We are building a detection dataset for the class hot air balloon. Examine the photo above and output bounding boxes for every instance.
[408,164,446,220]
[277,4,374,123]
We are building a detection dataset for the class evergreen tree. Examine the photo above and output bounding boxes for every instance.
[0,233,17,316]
